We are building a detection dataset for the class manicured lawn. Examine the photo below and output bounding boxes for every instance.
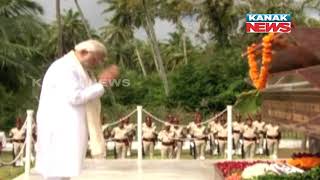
[0,152,24,180]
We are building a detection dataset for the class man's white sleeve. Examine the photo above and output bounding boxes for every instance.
[59,69,105,106]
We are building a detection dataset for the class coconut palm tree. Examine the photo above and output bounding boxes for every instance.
[100,0,170,96]
[42,9,95,60]
[101,23,134,67]
[56,0,63,57]
[74,0,92,38]
[163,31,194,72]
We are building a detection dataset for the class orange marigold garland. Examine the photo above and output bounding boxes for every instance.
[247,33,274,90]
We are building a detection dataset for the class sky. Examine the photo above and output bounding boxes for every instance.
[35,0,182,42]
[35,0,319,43]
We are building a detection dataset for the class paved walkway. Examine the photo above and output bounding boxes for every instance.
[3,139,303,152]
[14,159,223,180]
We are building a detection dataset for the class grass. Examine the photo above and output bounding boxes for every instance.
[0,152,24,180]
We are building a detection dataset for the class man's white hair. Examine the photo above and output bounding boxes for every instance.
[74,39,107,55]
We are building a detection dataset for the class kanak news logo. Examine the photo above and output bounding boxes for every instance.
[246,14,291,33]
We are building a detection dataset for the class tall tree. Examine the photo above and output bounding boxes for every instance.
[101,23,133,68]
[141,0,169,95]
[0,0,44,81]
[0,0,45,131]
[100,0,170,96]
[42,10,94,60]
[74,0,92,38]
[56,0,63,57]
[163,31,194,72]
[195,0,241,46]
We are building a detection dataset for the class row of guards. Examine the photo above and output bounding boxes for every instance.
[0,108,281,164]
[102,110,281,160]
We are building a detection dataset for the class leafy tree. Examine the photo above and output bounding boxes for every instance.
[168,46,250,114]
[100,0,170,95]
[0,0,44,131]
[40,9,97,61]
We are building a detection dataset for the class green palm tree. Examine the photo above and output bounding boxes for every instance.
[101,23,134,67]
[163,31,194,72]
[196,0,242,47]
[74,0,92,38]
[100,0,170,96]
[0,0,43,67]
[41,9,96,60]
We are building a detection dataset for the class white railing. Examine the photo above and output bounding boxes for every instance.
[0,109,34,178]
[227,105,233,160]
[13,106,233,177]
[24,110,34,177]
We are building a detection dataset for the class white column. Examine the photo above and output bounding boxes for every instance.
[227,105,233,160]
[25,109,34,177]
[137,106,143,168]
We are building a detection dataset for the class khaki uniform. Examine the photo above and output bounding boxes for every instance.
[191,125,207,160]
[112,127,128,159]
[215,123,228,157]
[9,127,25,166]
[242,125,258,159]
[171,126,184,159]
[124,123,136,156]
[158,129,176,159]
[0,131,6,154]
[142,123,157,159]
[208,121,219,155]
[187,122,197,131]
[253,120,266,154]
[265,124,280,159]
[233,121,244,155]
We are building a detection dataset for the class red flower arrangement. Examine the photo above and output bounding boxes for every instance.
[215,160,270,177]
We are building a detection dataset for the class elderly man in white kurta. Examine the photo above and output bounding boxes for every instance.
[36,40,119,180]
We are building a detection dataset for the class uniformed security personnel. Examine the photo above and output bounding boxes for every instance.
[142,116,157,159]
[123,117,136,157]
[265,123,281,159]
[111,121,129,159]
[187,112,200,130]
[103,123,112,158]
[215,117,228,158]
[158,122,176,159]
[171,116,186,159]
[208,114,220,155]
[242,116,258,159]
[0,130,6,155]
[253,114,266,155]
[187,113,199,158]
[9,117,26,166]
[233,114,244,155]
[166,114,174,124]
[190,113,208,160]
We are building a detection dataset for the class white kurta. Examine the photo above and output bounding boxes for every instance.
[35,51,105,177]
